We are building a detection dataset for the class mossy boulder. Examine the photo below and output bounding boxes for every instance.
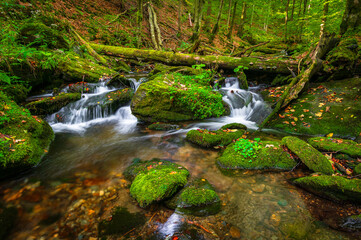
[166,178,221,216]
[217,141,297,170]
[293,175,361,204]
[98,207,146,236]
[266,78,361,138]
[0,205,17,239]
[0,84,30,104]
[354,164,361,175]
[0,92,54,178]
[148,123,179,131]
[25,92,81,116]
[341,214,361,231]
[125,159,189,208]
[220,123,247,130]
[282,136,334,175]
[186,129,245,148]
[102,88,134,112]
[308,137,361,158]
[131,72,230,122]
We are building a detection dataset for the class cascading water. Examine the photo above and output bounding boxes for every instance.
[47,78,141,133]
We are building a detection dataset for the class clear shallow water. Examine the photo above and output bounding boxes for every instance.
[0,77,355,239]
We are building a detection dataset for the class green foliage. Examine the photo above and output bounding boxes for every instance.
[234,65,249,73]
[234,138,261,160]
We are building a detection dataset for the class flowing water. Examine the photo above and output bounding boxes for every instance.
[0,76,354,239]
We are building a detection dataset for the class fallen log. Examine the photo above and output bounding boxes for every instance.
[90,43,299,74]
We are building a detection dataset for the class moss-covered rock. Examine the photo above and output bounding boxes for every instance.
[0,92,54,179]
[0,84,30,104]
[25,92,81,116]
[186,129,245,148]
[217,141,296,170]
[308,137,361,158]
[98,207,146,236]
[220,123,247,130]
[102,88,134,112]
[282,136,334,175]
[293,175,361,204]
[354,164,361,175]
[131,72,230,122]
[166,178,221,216]
[341,214,361,231]
[125,159,189,208]
[0,205,17,239]
[148,123,179,131]
[266,78,361,138]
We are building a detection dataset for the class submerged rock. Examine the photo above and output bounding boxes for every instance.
[308,137,361,158]
[25,92,81,116]
[98,207,146,236]
[282,136,334,175]
[131,72,230,122]
[0,92,54,179]
[217,140,296,170]
[125,159,189,208]
[186,129,245,148]
[166,178,221,216]
[0,205,17,239]
[293,175,361,204]
[148,123,179,131]
[341,214,361,231]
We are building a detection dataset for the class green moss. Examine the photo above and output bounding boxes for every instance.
[0,84,30,104]
[148,123,179,131]
[166,178,221,216]
[0,92,54,179]
[25,92,81,116]
[217,141,296,170]
[186,129,245,148]
[130,167,189,208]
[0,205,17,239]
[266,78,361,138]
[98,207,146,236]
[282,136,334,175]
[220,123,247,130]
[102,88,134,112]
[354,164,361,175]
[308,137,361,158]
[131,72,230,122]
[293,175,361,204]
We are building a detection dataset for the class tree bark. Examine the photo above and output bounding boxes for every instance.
[190,0,204,43]
[90,43,299,74]
[290,0,296,21]
[137,0,144,48]
[285,0,290,41]
[340,0,361,35]
[238,2,247,37]
[147,2,163,50]
[177,0,182,37]
[227,0,238,40]
[226,0,232,29]
[209,0,224,43]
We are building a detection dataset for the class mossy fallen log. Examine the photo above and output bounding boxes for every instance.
[90,43,298,74]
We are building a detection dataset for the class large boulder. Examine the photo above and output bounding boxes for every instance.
[265,78,361,138]
[217,140,297,170]
[282,136,334,175]
[186,128,245,148]
[131,72,230,122]
[0,92,54,179]
[308,137,361,158]
[293,175,361,204]
[25,92,81,116]
[125,159,189,208]
[102,88,134,112]
[166,178,221,216]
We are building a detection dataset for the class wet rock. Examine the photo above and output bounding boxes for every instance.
[229,226,241,238]
[220,123,247,131]
[341,214,361,231]
[252,184,266,193]
[293,175,361,204]
[101,88,134,113]
[308,137,361,158]
[280,219,313,240]
[125,159,189,208]
[217,141,296,170]
[166,178,221,216]
[148,123,179,131]
[186,129,245,148]
[98,207,146,236]
[282,136,334,175]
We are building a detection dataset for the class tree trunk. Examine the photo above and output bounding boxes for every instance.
[90,43,299,74]
[177,0,182,37]
[298,0,308,42]
[238,2,247,37]
[285,0,290,41]
[250,4,255,30]
[290,0,296,21]
[147,2,163,50]
[227,0,238,39]
[137,0,144,48]
[226,0,232,29]
[190,0,204,43]
[209,0,224,43]
[340,0,361,35]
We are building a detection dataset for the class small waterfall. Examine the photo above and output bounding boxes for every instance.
[47,79,140,133]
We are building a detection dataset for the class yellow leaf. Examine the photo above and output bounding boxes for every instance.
[326,133,333,138]
[318,103,325,107]
[315,112,323,117]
